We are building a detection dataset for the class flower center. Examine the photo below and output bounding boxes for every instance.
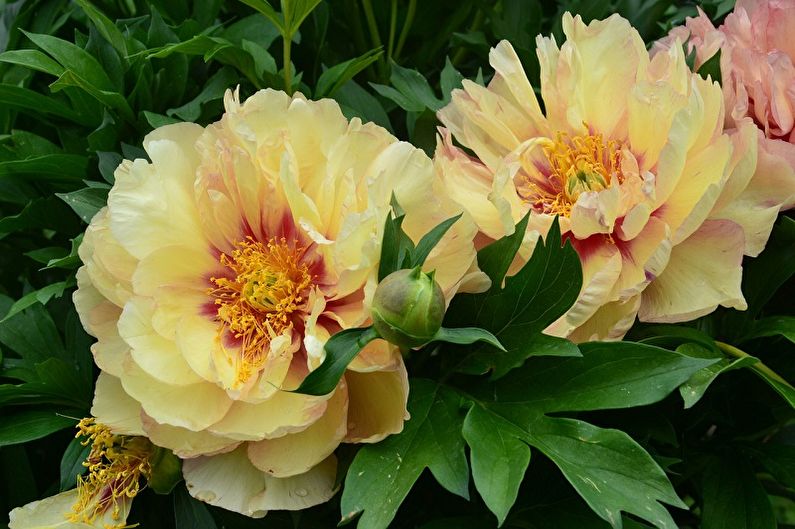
[70,418,152,528]
[523,131,623,216]
[209,237,313,383]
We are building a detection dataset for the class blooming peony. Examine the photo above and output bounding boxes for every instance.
[654,0,795,251]
[74,88,483,516]
[435,13,770,341]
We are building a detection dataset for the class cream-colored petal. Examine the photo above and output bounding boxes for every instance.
[140,413,239,458]
[118,297,203,386]
[207,389,327,442]
[567,295,641,343]
[91,371,144,436]
[613,216,672,299]
[247,382,348,477]
[8,489,130,529]
[344,365,409,443]
[570,185,621,238]
[131,244,215,298]
[638,219,747,323]
[183,446,337,516]
[347,338,401,373]
[120,359,232,431]
[653,134,732,244]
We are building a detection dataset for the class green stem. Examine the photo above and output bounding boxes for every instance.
[282,2,293,94]
[387,0,398,64]
[361,0,383,49]
[394,0,416,61]
[715,340,793,388]
[452,7,484,66]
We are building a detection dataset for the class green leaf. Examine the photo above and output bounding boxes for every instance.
[75,0,127,55]
[0,301,66,364]
[59,434,90,491]
[371,61,442,113]
[0,49,64,76]
[677,342,758,408]
[335,79,393,132]
[697,49,722,84]
[282,0,323,36]
[143,111,181,128]
[50,69,135,123]
[742,316,795,345]
[292,327,378,396]
[439,57,464,106]
[528,416,686,529]
[463,404,530,526]
[0,84,83,123]
[701,455,775,529]
[432,327,504,351]
[494,341,717,412]
[97,151,122,184]
[0,410,77,447]
[174,485,219,529]
[377,202,414,281]
[341,380,469,529]
[315,47,382,99]
[410,213,461,268]
[475,212,529,288]
[0,154,89,181]
[56,187,108,223]
[446,216,583,378]
[166,66,238,121]
[22,31,115,91]
[239,0,285,33]
[1,279,74,323]
[750,444,795,489]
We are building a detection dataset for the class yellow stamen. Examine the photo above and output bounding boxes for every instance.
[209,237,313,384]
[69,418,152,528]
[521,130,623,216]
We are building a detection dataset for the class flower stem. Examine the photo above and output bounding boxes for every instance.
[387,0,398,64]
[715,340,794,388]
[394,0,416,61]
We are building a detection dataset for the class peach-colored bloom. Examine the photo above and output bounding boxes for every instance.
[436,13,769,341]
[74,89,484,516]
[654,1,795,224]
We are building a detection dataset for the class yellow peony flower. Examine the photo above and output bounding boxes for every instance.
[435,13,765,341]
[73,88,483,516]
[9,419,153,529]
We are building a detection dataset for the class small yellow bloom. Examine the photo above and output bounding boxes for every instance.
[436,13,766,340]
[9,419,155,529]
[74,89,485,516]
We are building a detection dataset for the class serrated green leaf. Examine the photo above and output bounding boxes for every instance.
[59,434,90,492]
[0,410,77,447]
[445,216,582,378]
[701,455,775,529]
[315,48,382,98]
[341,380,469,529]
[293,327,378,396]
[56,187,107,223]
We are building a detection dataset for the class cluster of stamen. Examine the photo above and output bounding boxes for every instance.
[69,418,153,528]
[209,237,312,384]
[522,130,623,216]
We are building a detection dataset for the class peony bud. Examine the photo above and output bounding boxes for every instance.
[372,267,445,349]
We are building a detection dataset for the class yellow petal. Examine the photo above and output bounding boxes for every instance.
[247,382,348,477]
[567,295,641,342]
[141,413,239,458]
[8,489,130,529]
[91,372,144,436]
[344,365,409,443]
[639,219,747,323]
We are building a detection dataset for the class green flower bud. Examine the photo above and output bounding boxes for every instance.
[148,446,182,494]
[371,267,445,349]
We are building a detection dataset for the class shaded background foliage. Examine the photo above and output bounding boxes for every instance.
[0,0,793,527]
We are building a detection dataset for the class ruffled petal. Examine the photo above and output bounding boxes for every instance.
[91,372,144,436]
[344,365,409,443]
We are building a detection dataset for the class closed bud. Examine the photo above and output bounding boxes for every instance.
[372,267,445,349]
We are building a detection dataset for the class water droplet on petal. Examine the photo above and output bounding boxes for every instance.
[295,488,308,497]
